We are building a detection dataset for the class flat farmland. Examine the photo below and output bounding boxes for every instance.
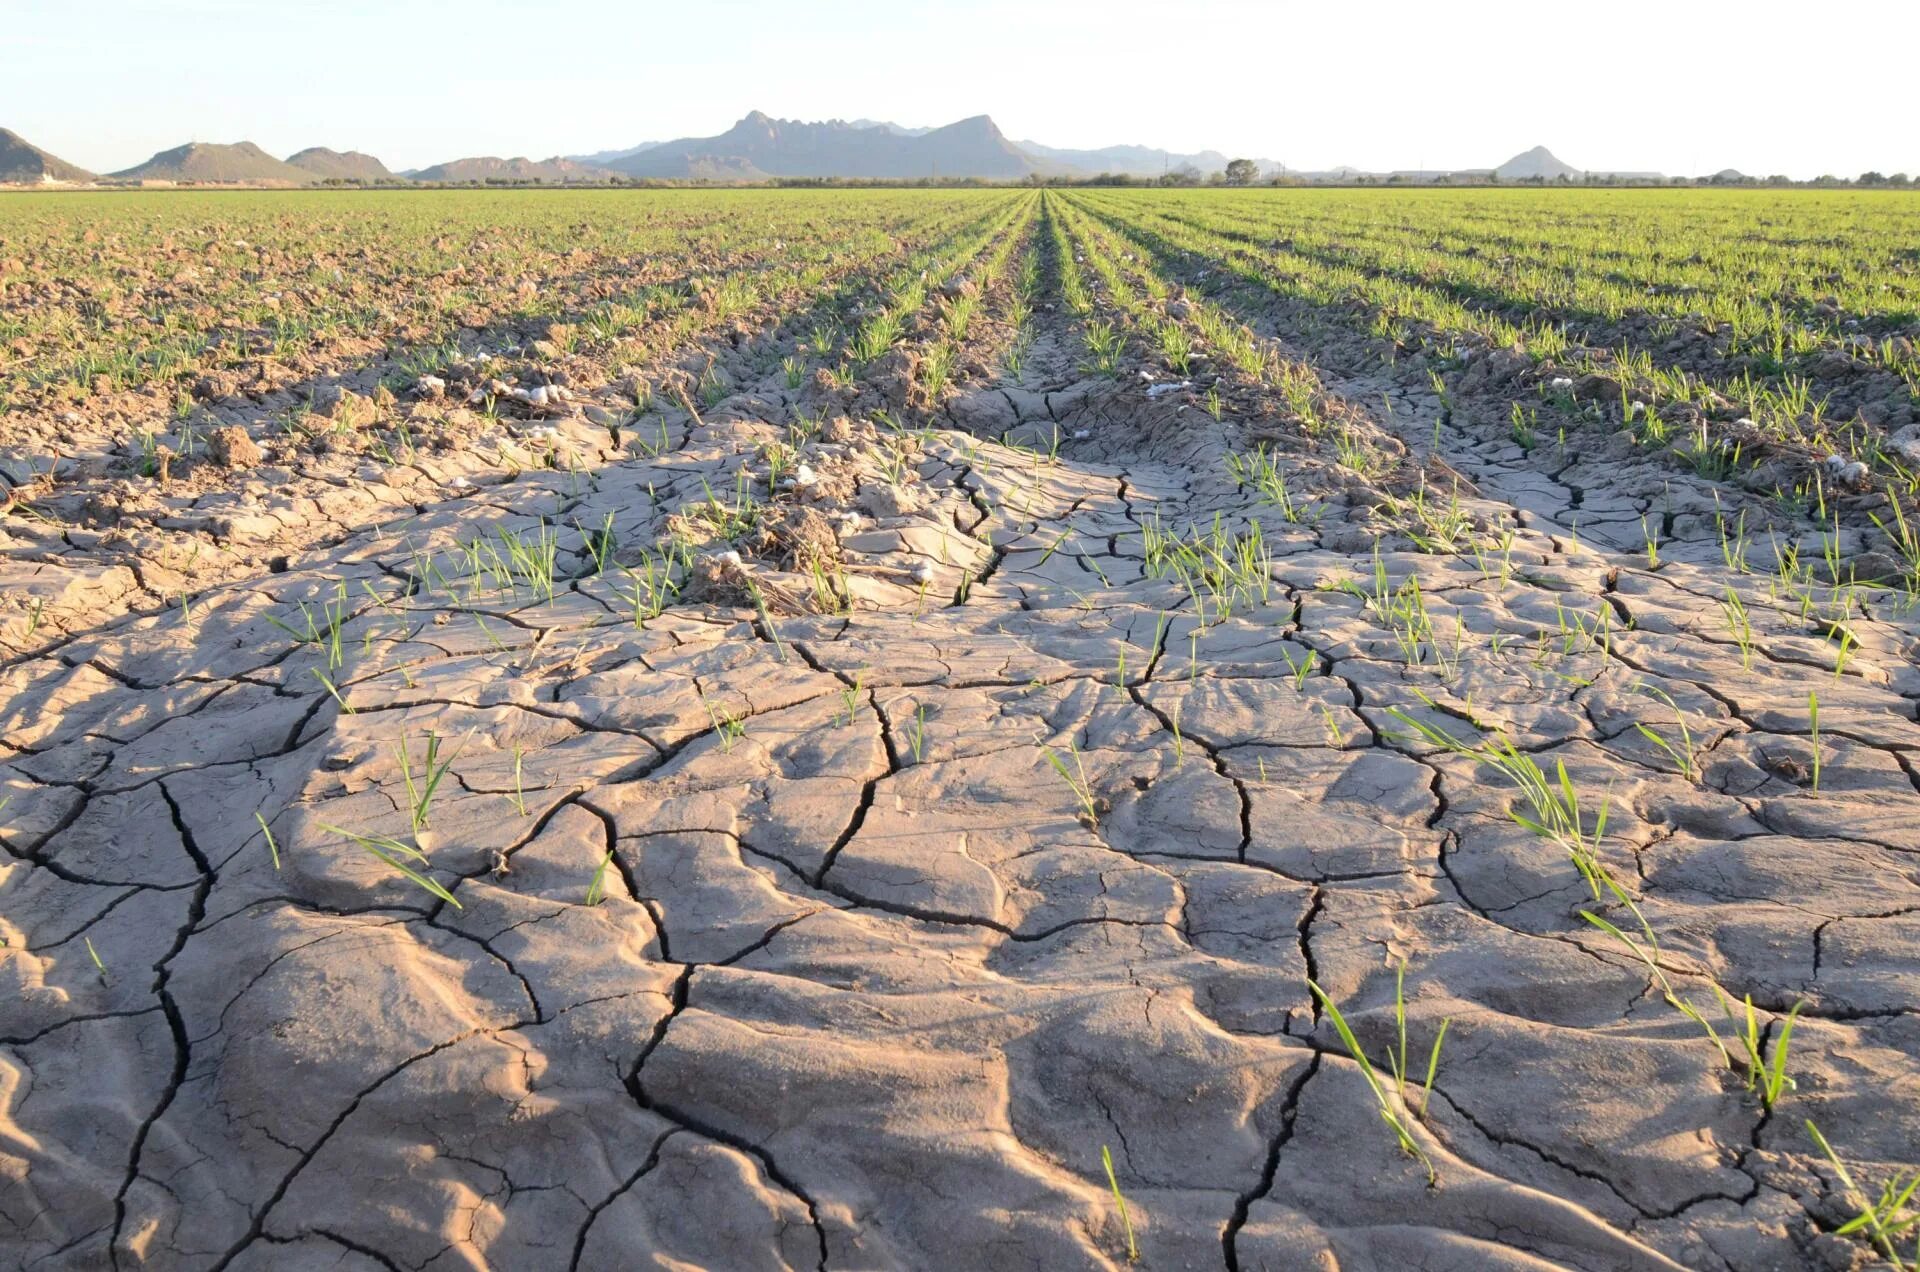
[3,186,1918,1270]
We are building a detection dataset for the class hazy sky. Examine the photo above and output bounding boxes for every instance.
[10,0,1917,178]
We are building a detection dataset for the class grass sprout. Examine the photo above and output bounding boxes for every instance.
[1101,1145,1138,1262]
[320,823,463,909]
[1308,975,1441,1186]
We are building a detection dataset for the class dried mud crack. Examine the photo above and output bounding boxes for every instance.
[4,189,1918,1270]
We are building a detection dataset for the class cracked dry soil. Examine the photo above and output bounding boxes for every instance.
[3,191,1918,1271]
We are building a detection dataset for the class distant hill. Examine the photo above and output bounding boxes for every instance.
[0,128,94,183]
[570,140,662,166]
[1015,139,1279,178]
[112,141,309,184]
[848,119,934,137]
[610,111,1037,180]
[1494,145,1580,180]
[409,155,618,183]
[286,147,398,182]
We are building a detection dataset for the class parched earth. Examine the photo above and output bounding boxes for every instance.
[3,196,1918,1271]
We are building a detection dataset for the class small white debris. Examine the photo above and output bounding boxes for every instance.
[716,550,743,568]
[1145,381,1192,399]
[1825,452,1870,487]
[1734,417,1756,429]
[908,562,936,586]
[417,375,446,398]
[786,463,819,489]
[1548,377,1573,391]
[1627,400,1648,419]
[1072,429,1091,440]
[449,476,472,489]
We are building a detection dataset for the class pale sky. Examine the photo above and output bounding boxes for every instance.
[8,0,1917,179]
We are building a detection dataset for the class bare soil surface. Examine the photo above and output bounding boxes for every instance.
[3,196,1918,1271]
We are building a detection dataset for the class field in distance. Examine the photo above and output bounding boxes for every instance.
[2,186,1918,1270]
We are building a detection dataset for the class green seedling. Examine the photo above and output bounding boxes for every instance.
[1385,961,1451,1120]
[1387,704,1614,897]
[1308,976,1441,1186]
[586,850,616,906]
[508,744,529,817]
[1043,742,1099,826]
[1723,991,1801,1107]
[255,811,282,870]
[839,672,866,727]
[907,703,928,763]
[702,696,746,753]
[1805,1121,1920,1270]
[1721,586,1755,670]
[319,823,463,909]
[1631,682,1698,782]
[397,730,463,836]
[1101,1144,1138,1262]
[1808,691,1822,793]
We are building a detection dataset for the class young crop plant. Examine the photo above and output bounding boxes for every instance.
[1808,691,1823,794]
[1630,682,1698,782]
[1721,587,1755,670]
[320,823,463,909]
[1387,704,1616,898]
[1042,741,1100,827]
[1081,319,1124,377]
[906,702,929,763]
[1226,445,1317,523]
[1580,902,1805,1106]
[702,695,747,753]
[1100,1145,1139,1262]
[1342,554,1463,678]
[397,730,463,838]
[586,850,618,906]
[255,812,282,870]
[1307,964,1450,1186]
[265,583,350,671]
[839,671,867,727]
[1805,1122,1920,1270]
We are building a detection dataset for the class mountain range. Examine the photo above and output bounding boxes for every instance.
[406,155,614,183]
[599,111,1033,180]
[112,141,310,184]
[0,120,1660,187]
[0,127,96,183]
[286,147,396,182]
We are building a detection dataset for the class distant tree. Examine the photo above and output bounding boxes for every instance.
[1224,158,1259,186]
[1859,171,1888,185]
[1891,173,1912,186]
